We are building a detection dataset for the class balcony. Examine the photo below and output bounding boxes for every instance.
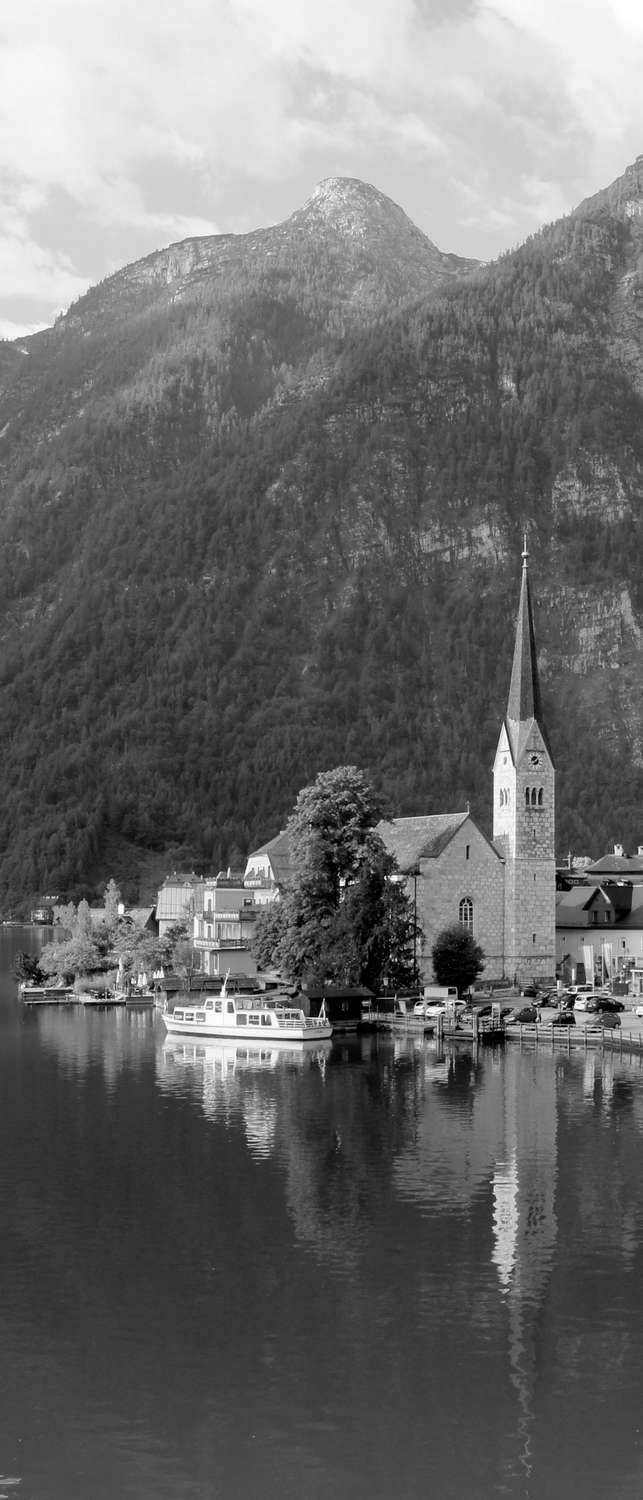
[194,936,250,952]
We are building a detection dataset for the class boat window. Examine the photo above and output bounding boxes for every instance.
[174,1010,184,1020]
[214,1001,222,1014]
[236,1013,247,1025]
[205,1001,213,1011]
[249,1015,260,1026]
[227,1001,235,1014]
[261,1013,271,1026]
[196,1014,206,1023]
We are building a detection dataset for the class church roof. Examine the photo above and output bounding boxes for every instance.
[504,548,554,765]
[377,812,470,871]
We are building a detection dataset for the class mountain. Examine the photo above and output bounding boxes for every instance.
[0,170,641,906]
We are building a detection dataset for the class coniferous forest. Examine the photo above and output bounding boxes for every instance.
[0,166,642,906]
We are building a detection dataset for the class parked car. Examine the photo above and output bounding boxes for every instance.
[592,1011,621,1028]
[573,994,596,1011]
[512,1004,538,1023]
[520,985,538,998]
[594,996,624,1012]
[552,1011,576,1026]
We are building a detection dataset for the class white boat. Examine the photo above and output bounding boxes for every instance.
[161,986,332,1042]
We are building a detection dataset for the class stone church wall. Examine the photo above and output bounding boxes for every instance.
[415,819,506,983]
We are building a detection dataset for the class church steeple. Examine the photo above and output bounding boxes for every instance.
[493,541,556,985]
[504,538,554,766]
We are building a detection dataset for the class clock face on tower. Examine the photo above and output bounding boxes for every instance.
[529,753,541,767]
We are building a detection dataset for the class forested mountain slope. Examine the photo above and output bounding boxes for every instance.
[0,169,641,905]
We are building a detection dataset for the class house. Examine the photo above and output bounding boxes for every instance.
[556,882,643,984]
[120,905,158,937]
[583,845,643,885]
[243,830,293,903]
[305,985,373,1031]
[193,872,259,982]
[156,872,206,939]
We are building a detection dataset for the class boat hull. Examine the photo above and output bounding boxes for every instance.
[162,1014,332,1043]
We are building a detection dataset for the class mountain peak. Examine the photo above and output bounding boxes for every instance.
[295,175,438,248]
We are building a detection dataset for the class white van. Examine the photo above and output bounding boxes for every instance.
[414,986,463,1019]
[423,985,459,1003]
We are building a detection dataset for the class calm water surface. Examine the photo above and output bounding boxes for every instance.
[2,926,643,1498]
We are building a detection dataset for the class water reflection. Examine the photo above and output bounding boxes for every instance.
[159,1037,332,1157]
[24,1002,157,1085]
[6,932,643,1498]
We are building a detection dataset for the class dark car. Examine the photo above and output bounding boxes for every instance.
[512,1004,538,1023]
[552,1010,576,1026]
[521,985,538,998]
[592,1011,621,1028]
[594,997,624,1013]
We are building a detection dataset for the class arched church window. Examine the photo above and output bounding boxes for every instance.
[525,787,530,807]
[537,787,544,806]
[531,788,537,806]
[459,897,473,932]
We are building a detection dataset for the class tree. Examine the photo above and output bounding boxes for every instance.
[255,765,418,990]
[13,951,46,985]
[431,924,485,997]
[103,878,121,926]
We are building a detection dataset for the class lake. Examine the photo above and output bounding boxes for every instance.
[2,924,643,1498]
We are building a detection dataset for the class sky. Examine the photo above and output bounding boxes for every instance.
[1,0,643,339]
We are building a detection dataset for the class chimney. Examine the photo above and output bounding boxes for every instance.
[614,843,624,857]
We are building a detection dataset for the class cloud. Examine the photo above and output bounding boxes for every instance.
[1,0,643,332]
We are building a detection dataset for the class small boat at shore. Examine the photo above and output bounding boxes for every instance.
[162,987,332,1043]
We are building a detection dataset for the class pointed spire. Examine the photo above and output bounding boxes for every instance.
[506,538,543,726]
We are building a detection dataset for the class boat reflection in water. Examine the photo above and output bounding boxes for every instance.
[159,1035,332,1155]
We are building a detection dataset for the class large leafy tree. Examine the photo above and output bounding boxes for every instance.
[431,924,485,997]
[254,765,418,990]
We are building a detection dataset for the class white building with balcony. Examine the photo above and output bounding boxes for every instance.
[193,874,258,981]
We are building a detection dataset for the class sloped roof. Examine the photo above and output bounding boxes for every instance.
[126,906,157,929]
[556,884,639,927]
[613,887,643,929]
[245,829,294,887]
[377,812,471,871]
[585,853,643,880]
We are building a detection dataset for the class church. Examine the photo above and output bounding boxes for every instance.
[244,548,557,989]
[378,545,556,986]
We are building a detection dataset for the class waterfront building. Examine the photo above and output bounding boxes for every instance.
[244,548,556,988]
[556,881,643,984]
[491,540,556,984]
[156,872,206,939]
[243,830,293,905]
[379,546,556,985]
[193,872,258,982]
